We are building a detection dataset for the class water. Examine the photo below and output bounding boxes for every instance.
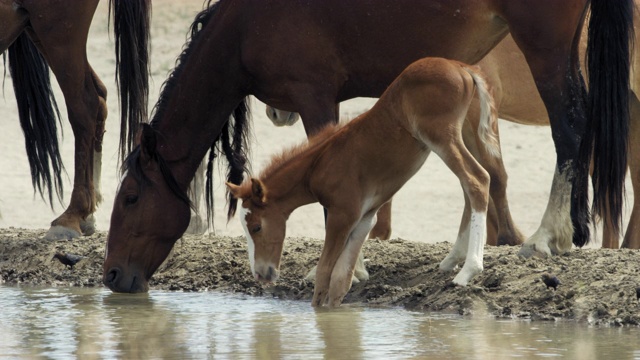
[1,286,639,359]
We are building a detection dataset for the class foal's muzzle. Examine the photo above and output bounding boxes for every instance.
[254,264,279,283]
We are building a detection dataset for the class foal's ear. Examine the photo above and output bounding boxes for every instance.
[139,123,157,163]
[226,182,245,200]
[250,178,268,204]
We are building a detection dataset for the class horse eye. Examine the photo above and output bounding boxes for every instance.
[252,225,262,233]
[124,195,139,206]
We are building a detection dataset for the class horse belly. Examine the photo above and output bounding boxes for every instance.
[360,146,430,209]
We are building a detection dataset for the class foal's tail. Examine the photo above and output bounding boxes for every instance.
[7,34,64,205]
[463,66,500,158]
[109,0,151,162]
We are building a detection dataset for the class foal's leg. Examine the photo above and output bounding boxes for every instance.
[461,114,524,246]
[435,142,490,286]
[312,210,359,307]
[328,213,375,307]
[439,195,472,272]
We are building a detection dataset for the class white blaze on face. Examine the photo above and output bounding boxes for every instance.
[239,205,256,274]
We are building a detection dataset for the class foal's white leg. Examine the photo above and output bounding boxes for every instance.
[328,214,375,306]
[452,210,486,286]
[440,200,471,272]
[519,167,573,257]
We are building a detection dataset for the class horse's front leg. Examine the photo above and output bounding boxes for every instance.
[312,210,359,307]
[328,213,375,307]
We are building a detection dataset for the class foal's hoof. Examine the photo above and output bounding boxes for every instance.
[44,226,81,241]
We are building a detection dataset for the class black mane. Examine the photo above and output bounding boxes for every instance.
[127,0,252,227]
[149,0,220,127]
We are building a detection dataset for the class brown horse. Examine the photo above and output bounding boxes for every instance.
[0,0,149,239]
[267,5,640,250]
[467,32,640,250]
[229,57,499,306]
[103,0,633,293]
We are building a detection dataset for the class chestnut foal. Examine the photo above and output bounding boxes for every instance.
[228,57,500,307]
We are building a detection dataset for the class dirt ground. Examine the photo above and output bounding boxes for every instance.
[1,228,638,327]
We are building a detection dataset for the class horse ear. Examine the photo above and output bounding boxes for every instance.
[226,182,245,200]
[139,123,157,163]
[250,178,268,204]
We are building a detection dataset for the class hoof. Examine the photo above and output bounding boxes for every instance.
[368,227,391,240]
[497,233,525,246]
[44,226,81,241]
[80,215,96,236]
[518,244,550,259]
[304,265,317,282]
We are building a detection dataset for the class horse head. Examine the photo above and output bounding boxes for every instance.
[227,178,287,283]
[103,124,192,293]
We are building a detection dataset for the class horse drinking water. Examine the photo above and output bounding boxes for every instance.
[103,0,633,293]
[227,57,499,307]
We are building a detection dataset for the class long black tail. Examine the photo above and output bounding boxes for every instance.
[8,34,64,205]
[109,0,151,161]
[572,0,635,247]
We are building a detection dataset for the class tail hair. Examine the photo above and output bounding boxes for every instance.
[463,66,500,158]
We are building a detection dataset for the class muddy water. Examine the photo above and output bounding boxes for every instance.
[1,286,639,359]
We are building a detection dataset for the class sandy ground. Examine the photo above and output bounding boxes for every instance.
[1,229,639,326]
[1,1,639,325]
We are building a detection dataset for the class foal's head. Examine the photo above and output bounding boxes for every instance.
[227,178,287,283]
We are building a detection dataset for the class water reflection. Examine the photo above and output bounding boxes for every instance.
[1,286,639,359]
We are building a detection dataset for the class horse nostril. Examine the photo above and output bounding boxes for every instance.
[105,268,120,284]
[265,266,278,282]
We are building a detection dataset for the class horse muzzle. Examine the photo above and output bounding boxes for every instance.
[103,266,149,293]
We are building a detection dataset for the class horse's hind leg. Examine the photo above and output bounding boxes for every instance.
[506,9,587,257]
[368,200,392,240]
[79,67,108,236]
[26,1,104,239]
[621,94,640,249]
[185,159,207,235]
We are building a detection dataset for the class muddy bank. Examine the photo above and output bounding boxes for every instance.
[1,227,639,326]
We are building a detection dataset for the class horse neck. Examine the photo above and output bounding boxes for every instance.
[151,21,249,190]
[261,152,321,216]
